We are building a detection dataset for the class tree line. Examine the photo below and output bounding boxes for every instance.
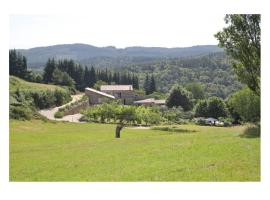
[9,51,142,92]
[43,58,140,91]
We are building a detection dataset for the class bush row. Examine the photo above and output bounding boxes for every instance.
[81,101,195,125]
[81,101,161,125]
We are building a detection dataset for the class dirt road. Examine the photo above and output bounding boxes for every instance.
[39,94,84,122]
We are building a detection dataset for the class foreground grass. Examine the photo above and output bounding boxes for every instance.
[10,120,260,181]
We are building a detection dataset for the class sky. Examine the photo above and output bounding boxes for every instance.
[10,14,226,49]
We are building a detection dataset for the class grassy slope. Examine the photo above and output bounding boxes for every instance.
[9,120,260,181]
[9,76,64,92]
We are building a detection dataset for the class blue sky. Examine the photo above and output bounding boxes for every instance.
[10,14,226,49]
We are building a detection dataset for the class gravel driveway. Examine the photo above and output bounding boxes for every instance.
[39,94,84,123]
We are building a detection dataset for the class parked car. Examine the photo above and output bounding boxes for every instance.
[205,118,217,125]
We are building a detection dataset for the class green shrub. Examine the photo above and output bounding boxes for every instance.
[194,97,228,118]
[166,85,193,111]
[161,107,194,124]
[227,87,260,122]
[54,111,64,118]
[54,89,71,106]
[9,105,32,120]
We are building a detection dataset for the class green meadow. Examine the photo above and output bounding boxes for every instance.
[10,120,260,181]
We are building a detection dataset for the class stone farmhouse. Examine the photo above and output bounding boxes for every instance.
[85,84,165,106]
[100,85,136,105]
[85,85,137,105]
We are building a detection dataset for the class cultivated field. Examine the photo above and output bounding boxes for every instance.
[10,120,260,181]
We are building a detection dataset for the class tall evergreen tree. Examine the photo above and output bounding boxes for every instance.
[132,74,139,89]
[74,64,85,90]
[89,66,96,87]
[84,66,91,88]
[43,58,56,83]
[144,73,150,95]
[149,75,156,94]
[9,50,17,76]
[9,49,28,78]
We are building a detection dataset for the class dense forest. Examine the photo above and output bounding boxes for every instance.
[113,52,242,98]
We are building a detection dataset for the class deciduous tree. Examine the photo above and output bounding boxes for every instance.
[215,14,260,96]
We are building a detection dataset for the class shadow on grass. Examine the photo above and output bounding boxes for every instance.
[151,126,197,134]
[239,125,260,138]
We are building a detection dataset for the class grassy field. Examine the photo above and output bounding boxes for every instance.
[10,120,260,181]
[9,76,64,92]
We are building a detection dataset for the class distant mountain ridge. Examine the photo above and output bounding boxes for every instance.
[17,43,223,68]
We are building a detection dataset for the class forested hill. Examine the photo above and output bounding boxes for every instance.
[17,43,223,68]
[116,52,243,98]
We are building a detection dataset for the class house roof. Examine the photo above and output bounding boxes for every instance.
[100,85,133,91]
[85,87,115,99]
[134,98,166,105]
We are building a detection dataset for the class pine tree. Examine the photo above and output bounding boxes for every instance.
[74,64,85,91]
[149,75,156,94]
[144,73,150,95]
[89,66,96,87]
[84,66,90,88]
[43,58,56,83]
[9,49,28,79]
[9,50,17,76]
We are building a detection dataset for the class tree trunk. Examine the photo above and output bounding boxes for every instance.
[115,124,124,138]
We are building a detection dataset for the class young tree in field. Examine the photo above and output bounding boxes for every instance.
[114,106,137,138]
[166,86,193,111]
[215,14,260,96]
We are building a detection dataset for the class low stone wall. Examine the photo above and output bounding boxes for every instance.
[63,100,89,116]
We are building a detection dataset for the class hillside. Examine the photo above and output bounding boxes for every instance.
[116,53,242,98]
[17,43,223,68]
[9,76,64,92]
[9,76,72,120]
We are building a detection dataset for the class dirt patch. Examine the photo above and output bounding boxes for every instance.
[128,126,151,129]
